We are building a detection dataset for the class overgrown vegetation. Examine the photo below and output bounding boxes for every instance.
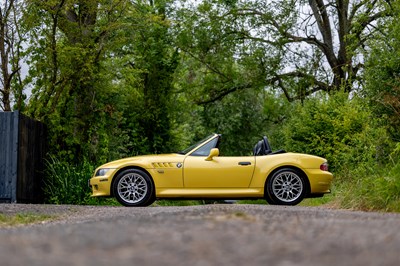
[43,156,95,205]
[1,1,400,211]
[280,93,399,211]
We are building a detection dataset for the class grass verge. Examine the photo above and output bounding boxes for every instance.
[0,213,56,227]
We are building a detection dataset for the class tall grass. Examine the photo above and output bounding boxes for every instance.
[336,161,400,212]
[43,156,97,205]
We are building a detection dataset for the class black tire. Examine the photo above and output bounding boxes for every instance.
[113,169,155,207]
[264,192,276,205]
[143,193,156,207]
[266,168,306,206]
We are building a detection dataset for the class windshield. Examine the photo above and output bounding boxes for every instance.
[177,134,217,155]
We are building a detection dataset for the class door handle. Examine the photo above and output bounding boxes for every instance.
[238,162,251,166]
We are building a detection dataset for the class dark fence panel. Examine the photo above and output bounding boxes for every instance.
[0,111,47,203]
[17,113,47,203]
[0,112,19,202]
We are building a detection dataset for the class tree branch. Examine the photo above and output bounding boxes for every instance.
[309,0,334,49]
[195,83,253,105]
[350,0,391,39]
[227,30,280,46]
[274,71,331,91]
[349,0,375,22]
[8,66,20,81]
[182,48,230,81]
[231,6,339,70]
[266,70,332,102]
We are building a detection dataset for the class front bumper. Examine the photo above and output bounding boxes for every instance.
[89,168,118,197]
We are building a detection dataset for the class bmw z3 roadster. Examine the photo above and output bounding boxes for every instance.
[89,134,333,207]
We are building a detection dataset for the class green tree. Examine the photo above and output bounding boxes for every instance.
[174,0,393,104]
[364,1,400,140]
[123,0,179,154]
[23,0,181,162]
[25,0,132,162]
[0,0,26,111]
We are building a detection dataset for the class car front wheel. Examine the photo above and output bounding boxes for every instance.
[113,169,155,207]
[266,168,306,205]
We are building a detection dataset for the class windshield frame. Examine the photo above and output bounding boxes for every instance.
[177,134,219,155]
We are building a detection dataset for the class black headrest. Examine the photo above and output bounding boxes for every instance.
[253,140,264,156]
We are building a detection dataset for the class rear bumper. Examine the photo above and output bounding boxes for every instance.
[305,169,333,194]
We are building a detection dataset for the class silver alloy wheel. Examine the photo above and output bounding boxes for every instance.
[272,171,303,203]
[117,173,148,204]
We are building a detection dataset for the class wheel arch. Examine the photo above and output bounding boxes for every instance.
[264,165,311,197]
[110,166,156,197]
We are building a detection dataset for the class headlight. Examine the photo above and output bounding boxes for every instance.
[95,168,112,176]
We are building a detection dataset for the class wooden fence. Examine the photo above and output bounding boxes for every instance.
[0,111,47,203]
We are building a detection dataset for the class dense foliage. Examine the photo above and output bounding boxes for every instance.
[0,0,399,211]
[282,93,390,173]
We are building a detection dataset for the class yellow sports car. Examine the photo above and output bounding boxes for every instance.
[89,134,333,206]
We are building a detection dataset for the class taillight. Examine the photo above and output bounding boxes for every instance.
[320,162,329,171]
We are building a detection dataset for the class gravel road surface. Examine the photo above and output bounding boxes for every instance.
[1,204,400,266]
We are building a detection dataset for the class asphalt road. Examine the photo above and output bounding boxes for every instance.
[1,204,400,266]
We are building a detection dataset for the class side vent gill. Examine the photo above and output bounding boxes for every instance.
[152,162,175,168]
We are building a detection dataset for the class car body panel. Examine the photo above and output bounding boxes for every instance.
[183,156,255,188]
[89,133,333,201]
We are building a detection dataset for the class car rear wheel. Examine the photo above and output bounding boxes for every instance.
[266,168,306,205]
[113,169,155,207]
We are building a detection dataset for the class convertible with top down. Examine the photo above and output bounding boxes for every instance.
[89,134,333,206]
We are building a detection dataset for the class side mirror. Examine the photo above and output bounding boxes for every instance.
[205,148,219,161]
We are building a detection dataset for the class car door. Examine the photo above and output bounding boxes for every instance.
[183,155,255,188]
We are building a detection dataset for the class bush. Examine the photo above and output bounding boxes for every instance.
[43,156,96,205]
[281,93,390,175]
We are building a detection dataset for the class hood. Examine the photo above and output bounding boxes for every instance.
[98,153,186,169]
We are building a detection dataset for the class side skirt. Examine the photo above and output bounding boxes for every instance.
[156,188,264,199]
